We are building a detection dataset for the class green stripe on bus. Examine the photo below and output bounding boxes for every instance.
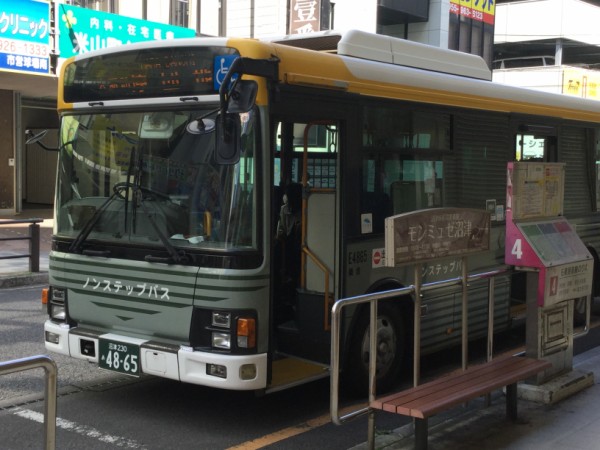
[90,301,163,315]
[50,254,269,281]
[72,288,190,308]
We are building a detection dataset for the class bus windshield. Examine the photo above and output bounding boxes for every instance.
[56,108,257,252]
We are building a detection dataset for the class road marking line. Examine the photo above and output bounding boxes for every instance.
[225,412,332,449]
[226,403,364,450]
[12,408,147,449]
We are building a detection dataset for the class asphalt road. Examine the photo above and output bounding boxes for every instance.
[0,284,395,449]
[2,284,600,449]
[0,284,121,405]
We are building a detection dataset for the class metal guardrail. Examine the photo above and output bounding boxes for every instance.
[0,218,42,272]
[330,266,513,430]
[0,355,57,450]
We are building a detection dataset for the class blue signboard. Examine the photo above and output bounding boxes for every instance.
[0,0,51,74]
[58,4,196,59]
[213,55,239,91]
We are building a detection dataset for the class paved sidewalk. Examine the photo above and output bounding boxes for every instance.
[0,208,52,288]
[351,348,600,450]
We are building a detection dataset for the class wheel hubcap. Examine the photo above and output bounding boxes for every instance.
[361,316,397,376]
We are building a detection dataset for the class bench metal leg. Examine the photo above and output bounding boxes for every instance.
[414,418,428,450]
[506,383,517,422]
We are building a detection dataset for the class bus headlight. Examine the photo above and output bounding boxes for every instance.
[190,308,258,354]
[212,332,231,349]
[48,287,68,323]
[212,311,231,328]
[50,304,66,321]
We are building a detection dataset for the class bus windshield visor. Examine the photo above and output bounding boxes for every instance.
[55,108,258,251]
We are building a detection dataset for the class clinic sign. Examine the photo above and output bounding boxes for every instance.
[0,0,51,74]
[58,4,196,59]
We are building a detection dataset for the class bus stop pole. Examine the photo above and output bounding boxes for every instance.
[461,256,468,371]
[413,264,422,387]
[367,299,377,450]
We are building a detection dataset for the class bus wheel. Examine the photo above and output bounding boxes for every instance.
[344,302,405,395]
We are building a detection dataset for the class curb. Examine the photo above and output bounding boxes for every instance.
[0,272,49,289]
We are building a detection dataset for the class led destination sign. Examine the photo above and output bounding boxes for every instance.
[63,46,239,103]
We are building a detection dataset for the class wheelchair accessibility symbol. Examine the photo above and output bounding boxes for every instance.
[214,55,239,91]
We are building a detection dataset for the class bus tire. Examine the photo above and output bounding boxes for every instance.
[344,302,405,396]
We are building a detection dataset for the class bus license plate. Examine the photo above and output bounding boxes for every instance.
[99,339,140,377]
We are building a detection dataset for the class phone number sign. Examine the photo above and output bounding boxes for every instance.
[0,0,51,74]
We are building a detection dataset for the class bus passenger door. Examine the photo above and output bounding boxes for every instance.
[270,120,339,390]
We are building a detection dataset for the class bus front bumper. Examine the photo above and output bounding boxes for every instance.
[44,320,268,390]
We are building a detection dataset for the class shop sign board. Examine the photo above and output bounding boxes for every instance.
[289,0,321,34]
[0,0,51,74]
[57,4,196,59]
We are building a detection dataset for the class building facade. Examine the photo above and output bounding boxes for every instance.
[0,0,197,214]
[1,0,496,214]
[494,0,600,98]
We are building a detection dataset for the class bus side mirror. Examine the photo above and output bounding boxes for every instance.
[215,113,241,164]
[25,129,58,152]
[227,80,258,114]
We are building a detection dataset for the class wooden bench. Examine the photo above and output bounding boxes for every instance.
[371,355,551,450]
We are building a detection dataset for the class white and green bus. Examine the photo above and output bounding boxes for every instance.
[41,30,600,394]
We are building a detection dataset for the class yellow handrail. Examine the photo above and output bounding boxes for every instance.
[301,246,333,330]
[299,120,337,331]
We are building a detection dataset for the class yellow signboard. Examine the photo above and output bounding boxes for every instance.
[450,0,495,25]
[563,69,600,100]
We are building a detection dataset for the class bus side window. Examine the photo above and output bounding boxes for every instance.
[359,156,392,234]
[515,134,545,161]
[515,125,557,162]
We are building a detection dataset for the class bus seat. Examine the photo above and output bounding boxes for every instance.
[391,181,418,214]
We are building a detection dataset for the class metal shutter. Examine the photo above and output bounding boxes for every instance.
[560,126,593,216]
[446,113,511,210]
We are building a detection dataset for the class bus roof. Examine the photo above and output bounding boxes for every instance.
[270,30,492,81]
[59,31,600,124]
[256,32,600,124]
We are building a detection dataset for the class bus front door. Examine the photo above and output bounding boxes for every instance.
[269,121,339,392]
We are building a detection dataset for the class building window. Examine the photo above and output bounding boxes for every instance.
[172,0,189,27]
[449,2,495,68]
[68,0,116,12]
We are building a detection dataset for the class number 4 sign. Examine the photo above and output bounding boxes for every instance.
[505,233,537,267]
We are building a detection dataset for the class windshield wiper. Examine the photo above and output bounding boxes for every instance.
[137,195,188,264]
[69,192,120,255]
[69,144,137,255]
